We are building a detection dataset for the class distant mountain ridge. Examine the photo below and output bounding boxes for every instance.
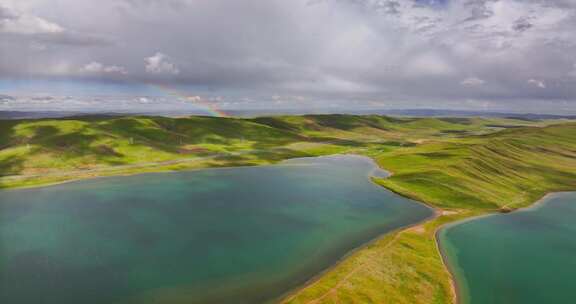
[376,109,576,120]
[0,111,85,120]
[1,109,575,120]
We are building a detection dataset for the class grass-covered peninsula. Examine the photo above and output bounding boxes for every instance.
[1,114,575,304]
[283,121,576,304]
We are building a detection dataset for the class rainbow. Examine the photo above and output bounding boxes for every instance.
[149,83,229,117]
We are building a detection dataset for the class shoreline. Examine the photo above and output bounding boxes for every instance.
[278,212,438,303]
[0,153,384,192]
[434,192,563,304]
[279,158,441,303]
[434,211,465,304]
[3,150,572,304]
[0,155,294,191]
[434,209,498,304]
[3,153,442,304]
[435,217,470,304]
[1,153,437,304]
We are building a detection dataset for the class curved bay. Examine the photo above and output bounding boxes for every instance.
[0,155,432,304]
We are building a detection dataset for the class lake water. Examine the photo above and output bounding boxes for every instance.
[440,192,576,304]
[0,155,432,304]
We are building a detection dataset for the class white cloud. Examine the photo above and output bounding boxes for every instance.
[138,97,150,103]
[528,78,546,88]
[145,52,180,75]
[0,5,64,34]
[1,0,576,113]
[81,62,127,74]
[460,77,485,87]
[185,96,202,102]
[0,94,16,104]
[47,62,74,75]
[404,53,455,77]
[569,63,576,78]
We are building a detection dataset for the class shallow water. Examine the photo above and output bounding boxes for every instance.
[440,192,576,304]
[0,155,432,304]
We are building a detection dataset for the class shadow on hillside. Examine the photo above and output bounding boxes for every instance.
[0,122,24,176]
[307,137,369,147]
[31,126,128,163]
[0,124,134,171]
[0,120,17,149]
[0,155,24,177]
[99,117,302,155]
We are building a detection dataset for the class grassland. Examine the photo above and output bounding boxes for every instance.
[282,210,483,304]
[1,114,575,304]
[375,123,576,211]
[282,121,576,304]
[0,114,560,189]
[0,116,299,188]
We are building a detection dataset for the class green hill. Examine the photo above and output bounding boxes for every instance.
[375,123,576,210]
[0,114,572,191]
[1,114,575,304]
[283,121,576,304]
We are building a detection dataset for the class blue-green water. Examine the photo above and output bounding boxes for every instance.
[0,155,432,304]
[440,192,576,304]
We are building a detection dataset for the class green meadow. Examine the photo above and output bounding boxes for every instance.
[0,114,562,189]
[284,121,576,304]
[1,114,575,303]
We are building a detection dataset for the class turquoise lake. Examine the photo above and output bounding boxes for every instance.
[0,155,432,304]
[440,192,576,304]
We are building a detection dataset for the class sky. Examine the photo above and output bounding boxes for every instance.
[1,0,576,114]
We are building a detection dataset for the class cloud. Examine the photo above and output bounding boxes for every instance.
[461,0,496,22]
[35,32,115,47]
[371,0,401,15]
[460,77,485,87]
[0,6,16,20]
[137,97,151,104]
[81,62,127,74]
[0,3,114,48]
[0,0,576,113]
[405,53,455,77]
[569,64,576,78]
[0,94,16,103]
[512,16,534,33]
[0,5,63,34]
[145,52,180,75]
[528,79,546,88]
[120,0,189,10]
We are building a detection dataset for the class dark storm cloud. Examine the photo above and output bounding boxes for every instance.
[1,0,576,113]
[120,0,189,9]
[512,17,534,33]
[461,0,496,22]
[34,32,115,47]
[0,6,17,20]
[0,94,15,101]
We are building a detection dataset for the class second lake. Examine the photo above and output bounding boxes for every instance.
[440,192,576,304]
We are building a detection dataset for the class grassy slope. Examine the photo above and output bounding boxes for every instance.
[376,123,576,210]
[284,122,576,304]
[282,210,482,304]
[0,114,548,188]
[0,116,305,188]
[1,115,575,304]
